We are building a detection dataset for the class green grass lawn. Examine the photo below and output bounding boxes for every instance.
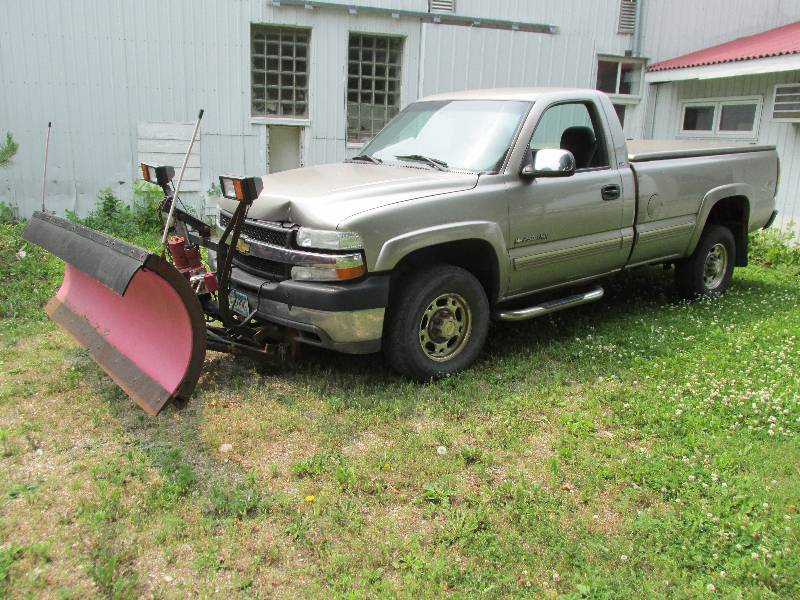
[1,220,798,598]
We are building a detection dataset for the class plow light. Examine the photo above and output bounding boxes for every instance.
[140,163,175,187]
[219,175,263,204]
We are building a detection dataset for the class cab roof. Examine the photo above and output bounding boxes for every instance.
[419,87,601,103]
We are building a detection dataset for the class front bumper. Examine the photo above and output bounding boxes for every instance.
[229,267,389,354]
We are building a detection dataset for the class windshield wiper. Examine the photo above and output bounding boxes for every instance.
[394,154,448,171]
[348,154,382,165]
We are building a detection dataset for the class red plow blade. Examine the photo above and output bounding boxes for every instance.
[23,212,206,415]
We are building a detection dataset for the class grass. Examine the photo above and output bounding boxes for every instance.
[1,211,799,597]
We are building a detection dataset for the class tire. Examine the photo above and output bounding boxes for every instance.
[675,224,736,298]
[384,265,490,381]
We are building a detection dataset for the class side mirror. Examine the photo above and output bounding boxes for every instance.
[520,148,576,179]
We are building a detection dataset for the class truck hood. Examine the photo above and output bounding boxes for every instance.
[218,163,478,228]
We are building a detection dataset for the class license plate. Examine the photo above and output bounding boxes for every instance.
[229,289,250,317]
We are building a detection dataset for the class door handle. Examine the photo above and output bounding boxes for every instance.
[601,184,621,201]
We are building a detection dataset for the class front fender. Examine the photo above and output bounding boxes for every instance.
[373,221,510,298]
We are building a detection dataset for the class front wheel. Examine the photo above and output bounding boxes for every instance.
[384,265,489,381]
[675,224,736,298]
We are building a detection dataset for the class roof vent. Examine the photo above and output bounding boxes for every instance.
[429,0,455,13]
[618,0,637,34]
[773,84,800,122]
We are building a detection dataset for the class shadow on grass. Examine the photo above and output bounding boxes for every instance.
[85,264,796,458]
[262,265,797,410]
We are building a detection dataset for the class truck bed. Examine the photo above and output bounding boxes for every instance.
[627,139,775,162]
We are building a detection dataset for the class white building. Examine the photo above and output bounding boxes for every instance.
[1,0,798,231]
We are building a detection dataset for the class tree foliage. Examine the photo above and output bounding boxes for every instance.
[0,132,19,168]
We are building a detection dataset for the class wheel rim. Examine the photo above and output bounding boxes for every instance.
[703,242,728,290]
[418,292,472,362]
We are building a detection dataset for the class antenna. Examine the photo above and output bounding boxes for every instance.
[161,109,204,255]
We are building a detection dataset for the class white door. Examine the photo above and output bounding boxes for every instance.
[268,126,301,173]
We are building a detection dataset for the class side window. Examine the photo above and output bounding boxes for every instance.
[529,102,608,170]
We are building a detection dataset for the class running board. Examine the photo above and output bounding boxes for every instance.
[493,285,604,322]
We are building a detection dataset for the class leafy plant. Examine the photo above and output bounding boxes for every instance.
[0,202,17,225]
[421,482,455,506]
[207,472,272,519]
[749,225,800,269]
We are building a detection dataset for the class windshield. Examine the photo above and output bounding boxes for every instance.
[360,100,531,172]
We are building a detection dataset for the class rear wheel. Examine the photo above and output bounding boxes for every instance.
[675,224,736,298]
[384,265,489,380]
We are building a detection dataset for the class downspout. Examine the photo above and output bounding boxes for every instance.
[417,19,426,100]
[633,0,644,56]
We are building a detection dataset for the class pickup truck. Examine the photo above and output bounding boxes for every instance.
[216,87,779,380]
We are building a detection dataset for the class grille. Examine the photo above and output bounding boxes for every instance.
[232,253,291,281]
[219,213,291,247]
[618,0,637,33]
[429,0,455,12]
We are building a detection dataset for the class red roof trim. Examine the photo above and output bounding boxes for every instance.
[648,21,800,72]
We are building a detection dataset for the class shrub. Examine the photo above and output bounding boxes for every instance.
[0,202,18,225]
[67,185,163,250]
[749,225,800,269]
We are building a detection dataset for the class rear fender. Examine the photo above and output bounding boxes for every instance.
[688,184,752,257]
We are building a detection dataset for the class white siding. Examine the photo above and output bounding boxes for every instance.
[2,0,798,228]
[0,0,421,218]
[641,0,800,63]
[648,71,800,231]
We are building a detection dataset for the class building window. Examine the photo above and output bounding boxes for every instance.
[613,103,626,128]
[347,33,403,144]
[595,57,643,97]
[251,25,310,118]
[679,97,762,138]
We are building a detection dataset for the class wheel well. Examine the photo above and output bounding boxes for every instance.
[390,239,500,303]
[705,196,749,266]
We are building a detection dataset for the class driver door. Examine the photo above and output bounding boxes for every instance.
[507,101,627,293]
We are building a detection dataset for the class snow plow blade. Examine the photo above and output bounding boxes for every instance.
[22,212,206,415]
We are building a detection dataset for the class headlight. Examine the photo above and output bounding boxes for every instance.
[296,227,363,251]
[291,254,365,281]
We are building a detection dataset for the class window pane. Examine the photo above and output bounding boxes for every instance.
[347,33,404,143]
[683,106,714,131]
[596,61,618,94]
[251,25,310,117]
[530,102,607,169]
[613,103,626,127]
[719,103,757,131]
[362,100,530,171]
[618,62,641,95]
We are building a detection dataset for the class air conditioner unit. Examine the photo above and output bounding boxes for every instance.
[773,84,800,123]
